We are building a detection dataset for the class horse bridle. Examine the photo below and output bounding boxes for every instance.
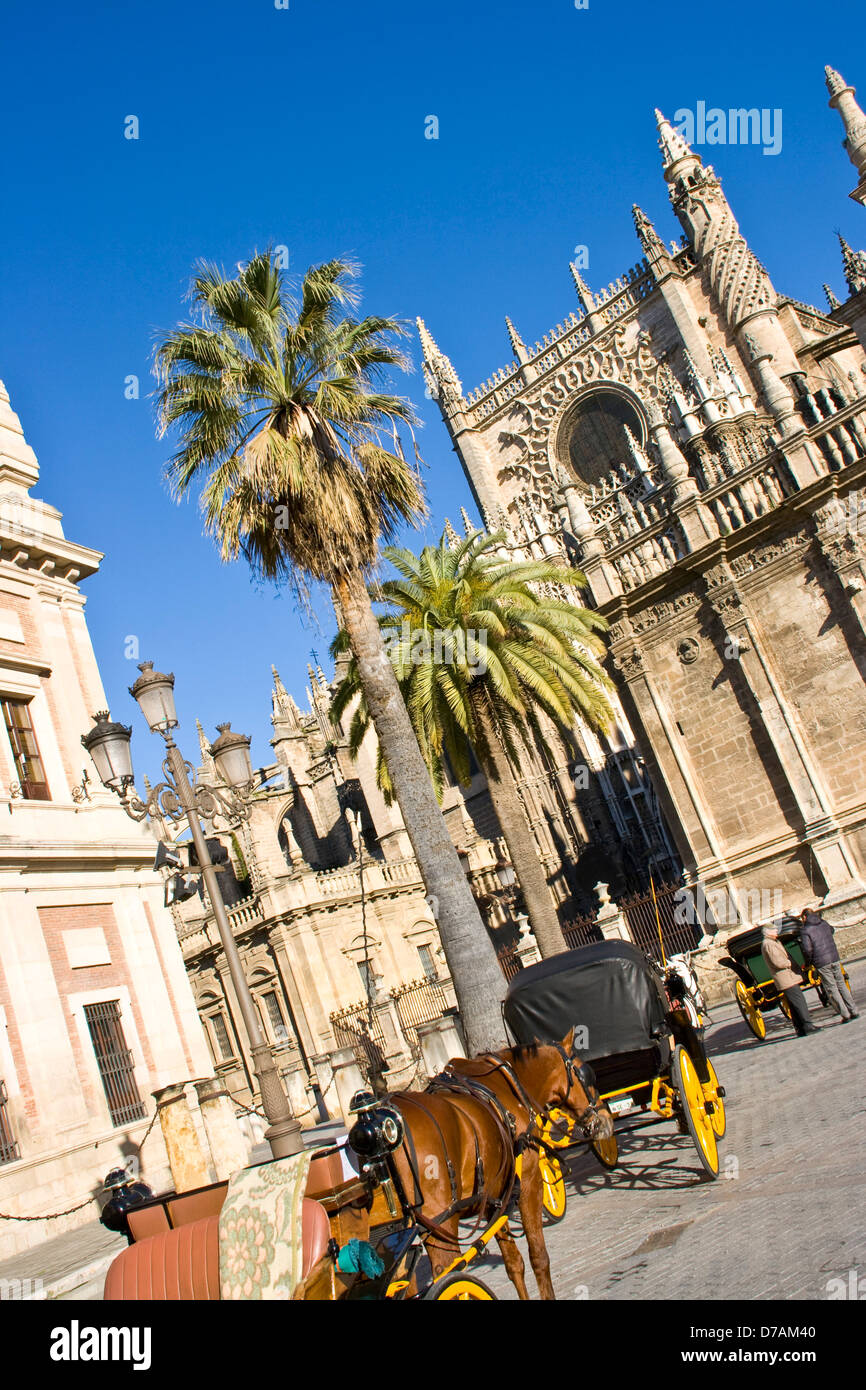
[476,1043,604,1139]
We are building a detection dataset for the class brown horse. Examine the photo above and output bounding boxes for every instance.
[388,1030,612,1300]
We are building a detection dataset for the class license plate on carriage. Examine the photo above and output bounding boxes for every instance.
[607,1097,635,1115]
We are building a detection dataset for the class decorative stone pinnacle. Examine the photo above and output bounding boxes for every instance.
[823,283,842,310]
[632,204,667,256]
[655,108,696,168]
[443,517,460,549]
[504,315,528,360]
[569,263,594,311]
[825,65,849,98]
[838,232,866,294]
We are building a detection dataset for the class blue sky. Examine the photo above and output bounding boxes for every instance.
[1,0,864,781]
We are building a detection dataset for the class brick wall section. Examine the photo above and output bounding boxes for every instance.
[36,904,157,1106]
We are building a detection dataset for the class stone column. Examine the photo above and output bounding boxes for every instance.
[704,560,865,905]
[373,991,411,1070]
[594,882,630,941]
[814,499,866,644]
[608,619,738,895]
[416,1016,465,1077]
[194,1078,250,1180]
[330,1047,366,1123]
[515,911,542,966]
[153,1083,212,1193]
[741,339,824,487]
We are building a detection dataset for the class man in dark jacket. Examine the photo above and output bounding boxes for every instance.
[799,909,859,1022]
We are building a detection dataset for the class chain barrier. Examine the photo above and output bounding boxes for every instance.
[0,1105,161,1222]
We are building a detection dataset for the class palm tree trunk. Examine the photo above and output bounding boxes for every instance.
[470,689,565,960]
[333,567,506,1052]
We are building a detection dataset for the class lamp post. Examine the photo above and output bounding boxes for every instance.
[82,662,304,1160]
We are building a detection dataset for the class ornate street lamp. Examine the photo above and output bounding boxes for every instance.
[82,662,303,1159]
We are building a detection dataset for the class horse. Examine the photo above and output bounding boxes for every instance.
[387,1029,613,1300]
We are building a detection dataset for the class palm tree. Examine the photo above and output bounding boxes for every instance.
[153,252,507,1052]
[332,528,614,959]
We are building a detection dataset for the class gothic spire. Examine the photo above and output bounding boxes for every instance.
[655,109,696,170]
[826,65,866,206]
[823,283,842,310]
[569,263,594,313]
[416,317,463,406]
[839,232,866,294]
[504,315,529,362]
[443,517,460,548]
[632,204,667,256]
[460,506,475,537]
[195,717,210,761]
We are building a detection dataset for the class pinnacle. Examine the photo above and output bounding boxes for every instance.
[825,65,848,96]
[655,108,696,168]
[504,315,527,358]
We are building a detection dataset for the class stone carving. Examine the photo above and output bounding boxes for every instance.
[677,637,701,664]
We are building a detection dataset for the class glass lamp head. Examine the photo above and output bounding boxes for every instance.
[209,723,253,789]
[81,712,134,791]
[129,662,178,733]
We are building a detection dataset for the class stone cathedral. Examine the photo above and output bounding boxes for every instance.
[419,68,866,936]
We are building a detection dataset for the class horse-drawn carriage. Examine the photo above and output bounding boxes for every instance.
[103,941,726,1302]
[503,940,727,1208]
[719,921,852,1040]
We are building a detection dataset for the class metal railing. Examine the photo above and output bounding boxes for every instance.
[562,914,604,951]
[621,881,703,961]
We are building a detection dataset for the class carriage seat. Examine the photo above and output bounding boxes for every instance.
[103,1197,331,1301]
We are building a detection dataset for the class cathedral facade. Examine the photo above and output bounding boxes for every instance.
[419,68,866,940]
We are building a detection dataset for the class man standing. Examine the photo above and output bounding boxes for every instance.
[761,924,819,1037]
[799,909,859,1023]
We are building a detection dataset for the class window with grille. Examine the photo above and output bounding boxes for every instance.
[0,1080,20,1164]
[357,961,376,999]
[418,945,438,982]
[262,990,289,1046]
[83,1000,145,1126]
[2,698,50,801]
[210,1012,234,1061]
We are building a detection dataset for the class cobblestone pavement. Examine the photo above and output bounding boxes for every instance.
[479,958,866,1301]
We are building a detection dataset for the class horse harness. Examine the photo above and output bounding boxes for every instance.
[390,1046,584,1243]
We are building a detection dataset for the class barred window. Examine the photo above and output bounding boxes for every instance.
[2,698,50,801]
[83,1000,146,1127]
[210,1012,234,1061]
[261,990,290,1045]
[418,945,438,982]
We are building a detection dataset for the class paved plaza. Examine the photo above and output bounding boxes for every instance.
[482,957,866,1301]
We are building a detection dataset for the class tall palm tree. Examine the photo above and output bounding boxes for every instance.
[332,528,614,959]
[153,252,507,1052]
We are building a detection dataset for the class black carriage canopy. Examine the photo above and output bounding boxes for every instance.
[503,941,670,1063]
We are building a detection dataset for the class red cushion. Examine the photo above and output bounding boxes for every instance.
[103,1199,331,1300]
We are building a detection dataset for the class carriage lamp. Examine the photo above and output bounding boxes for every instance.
[348,1092,406,1218]
[209,722,254,790]
[81,712,134,791]
[129,661,178,733]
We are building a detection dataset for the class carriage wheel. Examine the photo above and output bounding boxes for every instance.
[672,1044,719,1180]
[842,965,853,996]
[778,992,792,1021]
[590,1121,619,1171]
[816,983,830,1009]
[702,1058,726,1140]
[425,1273,498,1300]
[540,1153,568,1224]
[735,979,766,1040]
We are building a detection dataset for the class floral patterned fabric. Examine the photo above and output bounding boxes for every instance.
[218,1151,312,1300]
